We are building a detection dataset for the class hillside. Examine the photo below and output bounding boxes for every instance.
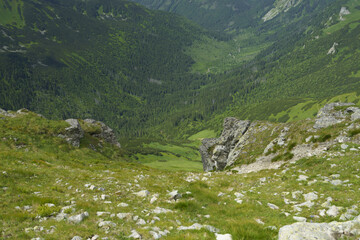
[0,0,213,137]
[1,0,360,142]
[2,108,360,239]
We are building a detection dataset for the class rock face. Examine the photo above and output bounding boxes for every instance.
[278,215,360,240]
[200,118,251,171]
[262,0,302,22]
[60,119,84,147]
[313,102,355,129]
[58,119,121,148]
[83,119,121,148]
[201,102,360,173]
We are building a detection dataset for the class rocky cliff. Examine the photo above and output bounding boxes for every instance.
[201,102,360,172]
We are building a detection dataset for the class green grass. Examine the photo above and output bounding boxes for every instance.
[132,142,203,171]
[188,129,217,141]
[186,32,271,73]
[0,0,25,28]
[2,110,360,239]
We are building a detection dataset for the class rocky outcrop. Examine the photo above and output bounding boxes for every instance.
[278,215,360,240]
[339,7,350,21]
[313,102,355,129]
[200,118,251,171]
[57,118,121,148]
[83,119,121,148]
[202,102,360,173]
[327,42,339,55]
[262,0,302,22]
[59,119,84,147]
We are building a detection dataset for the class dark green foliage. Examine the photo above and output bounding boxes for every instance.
[312,134,332,143]
[271,152,294,162]
[1,0,360,142]
[287,142,297,151]
[348,128,360,137]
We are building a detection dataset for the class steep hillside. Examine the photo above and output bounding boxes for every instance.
[0,0,211,137]
[129,0,273,33]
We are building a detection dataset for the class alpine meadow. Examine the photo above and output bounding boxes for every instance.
[1,0,360,239]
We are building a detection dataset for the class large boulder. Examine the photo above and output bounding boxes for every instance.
[83,119,121,148]
[278,215,360,240]
[200,118,251,171]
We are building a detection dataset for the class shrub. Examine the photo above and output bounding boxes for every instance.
[287,142,297,151]
[348,129,360,137]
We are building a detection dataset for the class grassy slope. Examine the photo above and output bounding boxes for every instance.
[2,110,360,239]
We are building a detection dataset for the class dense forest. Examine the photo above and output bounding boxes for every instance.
[1,0,360,140]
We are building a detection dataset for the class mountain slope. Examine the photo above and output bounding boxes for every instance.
[0,0,210,137]
[2,109,360,239]
[130,0,274,33]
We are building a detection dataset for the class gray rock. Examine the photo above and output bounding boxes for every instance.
[136,219,146,225]
[341,144,348,150]
[330,179,342,186]
[117,213,132,219]
[279,222,336,240]
[267,203,279,210]
[55,212,68,221]
[303,192,318,201]
[293,216,307,222]
[68,212,89,224]
[326,205,340,217]
[98,221,116,228]
[313,103,354,129]
[83,119,121,148]
[279,214,360,240]
[168,190,182,201]
[178,223,203,231]
[153,207,172,214]
[215,234,232,240]
[71,236,82,240]
[297,175,308,181]
[200,118,251,171]
[129,230,141,239]
[59,119,84,147]
[134,190,150,197]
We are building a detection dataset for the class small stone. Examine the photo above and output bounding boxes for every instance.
[117,203,129,207]
[96,211,110,216]
[293,216,307,222]
[330,180,342,186]
[326,205,340,217]
[134,190,150,197]
[255,218,265,225]
[68,212,89,224]
[117,213,131,220]
[215,233,232,240]
[71,236,82,240]
[267,203,279,210]
[168,190,182,201]
[100,194,109,200]
[129,230,141,239]
[297,175,308,181]
[218,192,225,197]
[234,192,244,198]
[98,221,116,228]
[341,144,348,150]
[303,192,318,201]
